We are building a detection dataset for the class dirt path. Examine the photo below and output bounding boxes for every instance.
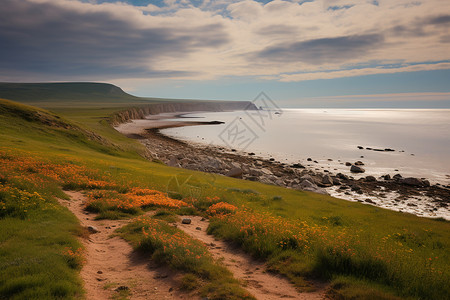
[59,191,197,300]
[178,216,327,300]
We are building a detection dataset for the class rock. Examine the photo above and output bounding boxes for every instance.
[115,286,129,292]
[322,175,333,186]
[401,177,424,187]
[365,176,377,182]
[336,173,349,180]
[345,162,352,166]
[87,226,99,233]
[300,174,315,183]
[269,158,275,161]
[248,152,255,155]
[365,199,375,204]
[382,174,391,180]
[298,180,328,195]
[260,168,273,175]
[291,163,305,169]
[357,146,364,149]
[350,165,365,173]
[167,156,180,168]
[299,179,315,189]
[259,175,277,185]
[226,167,243,178]
[354,161,364,166]
[307,158,312,161]
[332,177,341,185]
[181,218,191,224]
[422,180,430,187]
[393,174,403,180]
[385,148,395,152]
[248,168,263,176]
[351,185,362,192]
[196,227,202,230]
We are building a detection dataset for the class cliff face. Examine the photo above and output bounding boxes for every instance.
[110,101,258,125]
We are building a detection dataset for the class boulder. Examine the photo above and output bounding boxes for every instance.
[260,168,273,175]
[321,175,333,186]
[248,168,263,176]
[167,156,180,168]
[299,179,316,189]
[332,177,342,185]
[350,165,365,173]
[365,176,377,182]
[226,167,243,178]
[336,173,349,180]
[382,174,391,180]
[298,180,329,195]
[291,163,305,169]
[401,177,424,187]
[393,174,403,180]
[181,218,192,224]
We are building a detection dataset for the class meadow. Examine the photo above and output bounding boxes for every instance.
[0,84,449,300]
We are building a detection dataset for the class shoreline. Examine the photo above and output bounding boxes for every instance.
[114,112,450,220]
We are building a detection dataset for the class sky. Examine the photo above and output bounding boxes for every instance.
[0,0,449,107]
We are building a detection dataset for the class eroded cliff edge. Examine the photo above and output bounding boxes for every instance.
[110,101,258,125]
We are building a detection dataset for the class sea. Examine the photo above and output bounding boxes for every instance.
[161,109,450,185]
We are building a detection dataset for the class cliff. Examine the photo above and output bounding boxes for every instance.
[110,101,258,125]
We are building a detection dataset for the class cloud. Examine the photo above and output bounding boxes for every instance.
[0,0,449,82]
[0,0,229,80]
[256,34,384,64]
[278,62,450,81]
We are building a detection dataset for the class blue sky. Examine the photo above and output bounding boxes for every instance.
[1,0,449,107]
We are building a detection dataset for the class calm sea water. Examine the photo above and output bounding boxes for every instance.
[161,109,450,184]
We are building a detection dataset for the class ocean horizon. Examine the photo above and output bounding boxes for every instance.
[161,108,450,185]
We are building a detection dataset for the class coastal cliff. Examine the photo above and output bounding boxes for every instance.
[110,101,258,125]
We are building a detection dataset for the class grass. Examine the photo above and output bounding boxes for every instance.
[118,216,254,299]
[0,92,449,300]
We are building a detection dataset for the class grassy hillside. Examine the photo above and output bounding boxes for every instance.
[0,82,148,105]
[0,90,449,299]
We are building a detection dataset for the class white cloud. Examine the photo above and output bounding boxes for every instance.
[0,0,449,82]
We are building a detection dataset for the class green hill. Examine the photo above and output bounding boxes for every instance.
[0,82,146,104]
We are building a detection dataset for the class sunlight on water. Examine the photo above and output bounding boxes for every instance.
[162,109,450,184]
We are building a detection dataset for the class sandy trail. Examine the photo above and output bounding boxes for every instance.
[177,216,326,300]
[59,191,197,300]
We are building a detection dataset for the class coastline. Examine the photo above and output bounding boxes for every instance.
[114,112,450,220]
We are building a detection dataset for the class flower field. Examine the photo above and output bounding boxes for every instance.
[207,206,450,299]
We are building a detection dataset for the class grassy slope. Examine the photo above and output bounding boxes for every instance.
[0,84,449,299]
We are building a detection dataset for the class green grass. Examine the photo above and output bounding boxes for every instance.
[118,216,254,299]
[1,91,449,300]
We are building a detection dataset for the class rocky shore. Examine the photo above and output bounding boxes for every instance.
[115,114,450,220]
